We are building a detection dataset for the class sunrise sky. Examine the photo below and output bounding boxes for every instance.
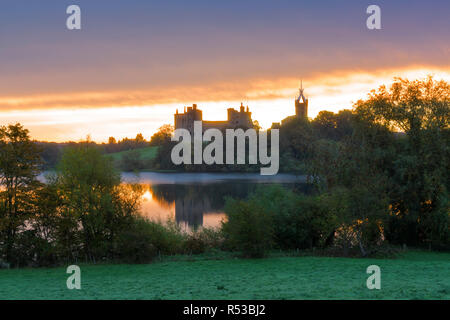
[1,0,449,142]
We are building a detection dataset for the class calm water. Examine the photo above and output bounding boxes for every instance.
[39,172,309,231]
[122,172,308,230]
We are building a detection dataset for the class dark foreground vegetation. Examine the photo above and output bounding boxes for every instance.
[0,76,449,268]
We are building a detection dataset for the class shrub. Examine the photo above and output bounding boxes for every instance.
[184,233,207,254]
[120,150,145,171]
[230,185,337,251]
[272,193,336,250]
[115,216,186,263]
[184,227,224,254]
[324,187,388,256]
[156,219,186,255]
[222,198,273,258]
[115,217,158,263]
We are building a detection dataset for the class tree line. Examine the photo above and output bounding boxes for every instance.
[224,76,449,257]
[37,133,155,170]
[0,76,448,267]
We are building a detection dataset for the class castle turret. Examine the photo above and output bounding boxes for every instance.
[174,103,253,134]
[295,81,308,119]
[175,103,202,134]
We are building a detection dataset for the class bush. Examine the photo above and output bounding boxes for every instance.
[228,185,336,251]
[272,193,336,250]
[120,150,145,171]
[324,187,388,256]
[115,217,186,263]
[5,229,59,268]
[184,227,224,254]
[115,217,158,263]
[156,220,186,255]
[222,198,273,258]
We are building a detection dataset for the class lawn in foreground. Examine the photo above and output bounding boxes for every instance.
[0,251,448,300]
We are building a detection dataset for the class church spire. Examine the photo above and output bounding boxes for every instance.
[295,80,308,119]
[296,80,306,103]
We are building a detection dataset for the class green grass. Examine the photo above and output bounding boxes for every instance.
[0,251,449,300]
[106,146,158,163]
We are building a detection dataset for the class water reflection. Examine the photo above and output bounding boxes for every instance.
[38,172,308,231]
[127,173,309,231]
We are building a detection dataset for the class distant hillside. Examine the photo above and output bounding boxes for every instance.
[106,146,158,161]
[106,146,159,171]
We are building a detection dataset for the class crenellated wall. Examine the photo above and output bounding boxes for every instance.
[174,103,253,134]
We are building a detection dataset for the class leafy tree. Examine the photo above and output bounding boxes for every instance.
[326,186,388,256]
[222,197,274,258]
[151,125,180,170]
[120,149,145,171]
[334,109,354,139]
[311,109,354,141]
[356,76,449,133]
[355,76,450,247]
[135,133,145,143]
[150,124,173,146]
[55,143,142,261]
[312,111,337,139]
[309,107,396,254]
[278,117,315,173]
[0,124,42,264]
[252,120,262,131]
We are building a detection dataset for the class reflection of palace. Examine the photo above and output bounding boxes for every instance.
[148,183,258,229]
[175,196,213,229]
[145,182,309,229]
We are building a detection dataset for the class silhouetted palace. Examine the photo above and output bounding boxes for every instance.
[175,102,253,133]
[174,85,308,132]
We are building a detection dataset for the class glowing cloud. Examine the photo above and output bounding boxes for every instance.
[1,66,448,142]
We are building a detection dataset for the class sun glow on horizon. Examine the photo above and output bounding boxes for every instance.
[1,66,449,143]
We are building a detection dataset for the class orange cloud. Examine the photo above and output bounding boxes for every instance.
[1,65,449,142]
[1,65,449,113]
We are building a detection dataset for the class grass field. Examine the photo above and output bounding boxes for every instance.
[106,146,158,163]
[0,251,449,300]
